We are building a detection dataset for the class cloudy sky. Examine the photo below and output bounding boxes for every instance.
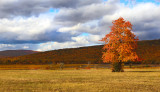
[0,0,160,51]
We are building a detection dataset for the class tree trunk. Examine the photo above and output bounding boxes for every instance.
[112,61,124,72]
[129,62,132,68]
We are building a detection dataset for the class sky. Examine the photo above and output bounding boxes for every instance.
[0,0,160,51]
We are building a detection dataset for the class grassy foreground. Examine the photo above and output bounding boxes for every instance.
[0,69,160,92]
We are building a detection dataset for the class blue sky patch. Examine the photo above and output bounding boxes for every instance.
[120,0,160,5]
[80,33,89,36]
[49,8,59,13]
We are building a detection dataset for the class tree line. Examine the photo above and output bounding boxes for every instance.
[0,39,159,65]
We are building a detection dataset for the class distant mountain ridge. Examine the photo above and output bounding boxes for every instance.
[0,39,159,64]
[0,50,39,57]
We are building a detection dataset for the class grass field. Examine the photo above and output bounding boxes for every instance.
[0,64,159,70]
[0,68,160,92]
[0,64,96,70]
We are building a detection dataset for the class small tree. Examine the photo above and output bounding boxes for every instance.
[101,17,139,72]
[59,63,64,70]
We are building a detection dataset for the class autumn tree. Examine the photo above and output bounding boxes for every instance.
[101,17,139,72]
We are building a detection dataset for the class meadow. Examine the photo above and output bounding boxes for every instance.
[0,64,158,70]
[0,68,160,92]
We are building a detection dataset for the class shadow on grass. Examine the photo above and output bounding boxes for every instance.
[127,71,160,72]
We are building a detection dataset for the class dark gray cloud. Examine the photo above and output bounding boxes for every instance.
[0,0,102,18]
[36,30,78,43]
[0,30,77,44]
[138,31,160,40]
[54,2,119,26]
[133,21,160,40]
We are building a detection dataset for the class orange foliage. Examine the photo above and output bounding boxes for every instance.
[101,17,139,63]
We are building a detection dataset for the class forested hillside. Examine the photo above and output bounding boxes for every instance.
[0,50,39,57]
[0,39,159,64]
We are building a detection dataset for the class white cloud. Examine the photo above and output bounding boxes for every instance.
[23,46,29,49]
[58,23,98,35]
[0,16,52,38]
[0,13,61,43]
[37,34,102,51]
[0,44,15,48]
[0,43,38,51]
[0,0,17,4]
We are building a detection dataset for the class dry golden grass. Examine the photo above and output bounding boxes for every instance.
[0,64,95,70]
[0,68,160,92]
